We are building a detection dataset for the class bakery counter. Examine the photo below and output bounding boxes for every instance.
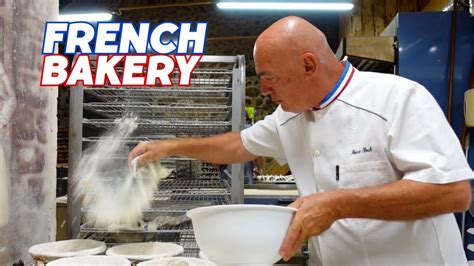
[244,186,299,206]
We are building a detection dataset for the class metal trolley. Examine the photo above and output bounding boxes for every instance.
[68,55,246,257]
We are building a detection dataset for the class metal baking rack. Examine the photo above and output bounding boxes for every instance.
[84,88,232,105]
[70,55,246,257]
[82,136,223,177]
[83,118,231,136]
[79,179,230,256]
[83,102,231,121]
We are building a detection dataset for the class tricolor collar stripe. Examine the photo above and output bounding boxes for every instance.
[320,62,350,105]
[319,63,354,109]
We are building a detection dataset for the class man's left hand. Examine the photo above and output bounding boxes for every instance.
[279,192,341,261]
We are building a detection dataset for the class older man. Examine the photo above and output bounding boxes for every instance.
[129,16,472,265]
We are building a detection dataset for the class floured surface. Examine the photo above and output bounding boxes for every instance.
[28,239,106,261]
[74,116,170,229]
[138,257,217,266]
[106,242,184,261]
[47,255,131,266]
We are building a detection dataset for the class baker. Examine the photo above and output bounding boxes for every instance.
[129,16,473,265]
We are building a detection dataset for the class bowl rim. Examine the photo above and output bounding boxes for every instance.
[105,242,184,261]
[28,239,107,260]
[186,204,297,218]
[47,255,130,266]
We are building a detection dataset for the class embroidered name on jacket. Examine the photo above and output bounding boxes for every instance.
[352,146,373,155]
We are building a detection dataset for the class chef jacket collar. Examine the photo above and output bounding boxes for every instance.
[315,62,354,110]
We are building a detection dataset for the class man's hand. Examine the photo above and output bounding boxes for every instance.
[128,140,175,167]
[279,192,341,261]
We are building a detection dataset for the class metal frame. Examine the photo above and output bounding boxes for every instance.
[68,77,83,239]
[68,55,246,248]
[230,55,245,204]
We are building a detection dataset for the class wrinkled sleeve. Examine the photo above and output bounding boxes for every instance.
[387,82,473,184]
[240,113,287,165]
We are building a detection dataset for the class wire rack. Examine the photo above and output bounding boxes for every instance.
[73,55,245,259]
[82,136,177,143]
[157,179,229,192]
[81,179,230,225]
[77,142,220,176]
[83,118,231,135]
[84,88,232,105]
[87,59,233,74]
[83,102,231,121]
[148,194,231,213]
[80,220,192,234]
[86,66,234,84]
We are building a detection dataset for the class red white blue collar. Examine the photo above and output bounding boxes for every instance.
[318,62,354,109]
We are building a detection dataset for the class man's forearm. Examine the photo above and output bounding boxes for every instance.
[333,179,471,221]
[167,131,256,164]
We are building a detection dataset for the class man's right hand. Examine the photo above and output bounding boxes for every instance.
[128,140,175,167]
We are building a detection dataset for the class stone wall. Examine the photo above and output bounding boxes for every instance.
[0,0,58,264]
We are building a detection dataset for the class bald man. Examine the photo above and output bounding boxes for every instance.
[129,16,472,265]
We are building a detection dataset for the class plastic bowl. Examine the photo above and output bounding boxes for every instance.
[28,239,106,262]
[186,204,296,265]
[47,255,130,266]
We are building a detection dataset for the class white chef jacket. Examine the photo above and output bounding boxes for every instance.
[241,63,473,265]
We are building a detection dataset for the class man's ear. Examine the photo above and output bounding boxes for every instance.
[302,53,317,77]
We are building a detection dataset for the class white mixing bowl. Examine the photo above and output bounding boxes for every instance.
[28,239,107,263]
[186,204,296,265]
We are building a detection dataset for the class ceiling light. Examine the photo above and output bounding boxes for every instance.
[442,2,453,11]
[58,12,113,22]
[216,2,353,11]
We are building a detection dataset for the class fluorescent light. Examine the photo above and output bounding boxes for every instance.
[442,2,453,11]
[217,2,353,10]
[58,12,112,22]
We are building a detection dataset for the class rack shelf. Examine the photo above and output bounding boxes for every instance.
[84,88,232,105]
[83,118,231,135]
[84,102,231,121]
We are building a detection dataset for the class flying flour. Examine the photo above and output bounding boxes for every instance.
[74,116,170,230]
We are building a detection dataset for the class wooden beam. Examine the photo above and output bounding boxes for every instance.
[423,0,450,11]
